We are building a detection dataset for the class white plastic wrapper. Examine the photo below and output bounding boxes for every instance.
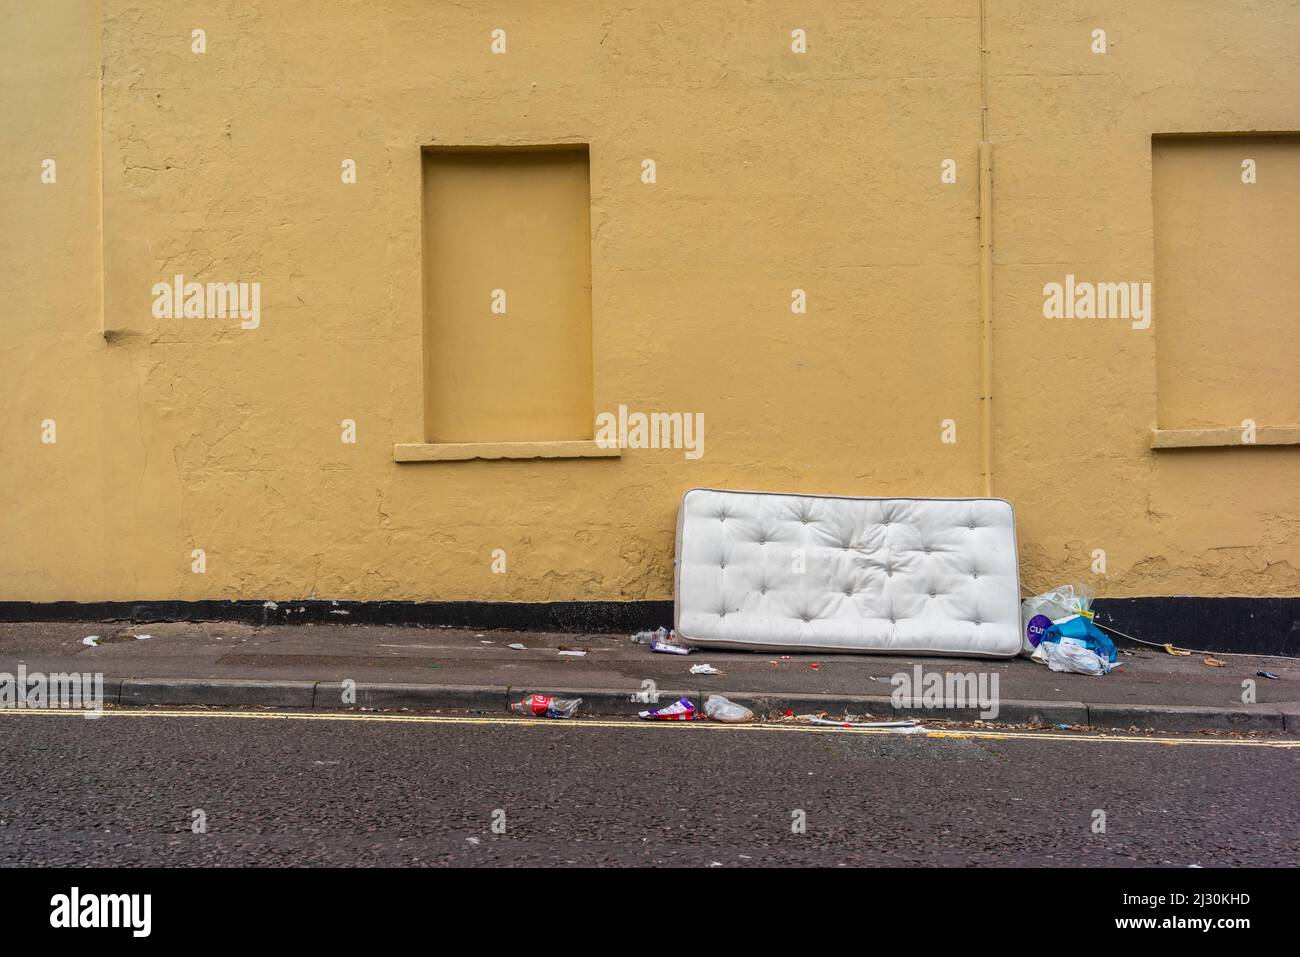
[703,695,754,723]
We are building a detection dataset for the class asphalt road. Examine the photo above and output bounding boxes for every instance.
[0,710,1296,867]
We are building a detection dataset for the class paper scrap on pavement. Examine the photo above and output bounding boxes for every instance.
[800,715,922,729]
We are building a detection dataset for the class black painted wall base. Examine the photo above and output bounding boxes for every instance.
[0,599,675,635]
[0,596,1296,657]
[1090,597,1300,658]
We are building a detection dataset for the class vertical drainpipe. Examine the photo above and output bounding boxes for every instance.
[97,0,107,339]
[978,0,994,497]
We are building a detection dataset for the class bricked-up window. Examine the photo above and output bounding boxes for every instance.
[1152,134,1300,430]
[421,146,594,443]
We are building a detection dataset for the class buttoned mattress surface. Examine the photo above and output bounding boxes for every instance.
[674,488,1021,656]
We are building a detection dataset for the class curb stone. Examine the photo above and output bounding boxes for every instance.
[314,682,508,712]
[98,678,1296,734]
[119,678,316,708]
[1084,702,1285,733]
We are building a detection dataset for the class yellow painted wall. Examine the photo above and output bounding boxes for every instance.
[2,0,1297,604]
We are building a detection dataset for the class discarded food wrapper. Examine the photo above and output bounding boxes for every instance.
[650,635,692,655]
[1163,643,1192,657]
[509,693,582,719]
[81,636,100,647]
[507,643,527,651]
[638,696,697,721]
[1202,656,1226,668]
[704,695,753,723]
[689,664,722,675]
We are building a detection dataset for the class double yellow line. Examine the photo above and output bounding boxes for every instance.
[2,707,1296,749]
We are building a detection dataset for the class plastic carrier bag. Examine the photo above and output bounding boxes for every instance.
[1037,638,1116,675]
[1020,584,1093,655]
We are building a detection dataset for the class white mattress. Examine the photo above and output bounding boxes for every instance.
[674,488,1021,657]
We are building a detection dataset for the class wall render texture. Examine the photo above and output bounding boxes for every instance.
[2,1,1298,606]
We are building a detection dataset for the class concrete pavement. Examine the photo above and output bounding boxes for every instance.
[1,620,1297,733]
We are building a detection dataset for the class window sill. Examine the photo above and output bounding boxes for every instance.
[1151,427,1300,449]
[394,440,621,462]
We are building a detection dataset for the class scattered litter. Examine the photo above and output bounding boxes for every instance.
[479,640,493,645]
[809,663,820,670]
[801,715,921,729]
[263,601,278,610]
[1033,638,1117,675]
[632,625,693,654]
[475,634,484,638]
[134,634,151,641]
[466,836,480,845]
[1054,723,1074,730]
[1258,671,1280,680]
[1202,657,1226,668]
[509,693,581,719]
[1020,584,1094,654]
[650,633,692,655]
[507,643,527,651]
[630,626,671,645]
[1021,584,1118,673]
[81,636,100,647]
[638,696,697,721]
[689,664,722,675]
[782,709,794,717]
[558,650,587,657]
[703,695,753,723]
[1164,643,1192,657]
[780,655,792,660]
